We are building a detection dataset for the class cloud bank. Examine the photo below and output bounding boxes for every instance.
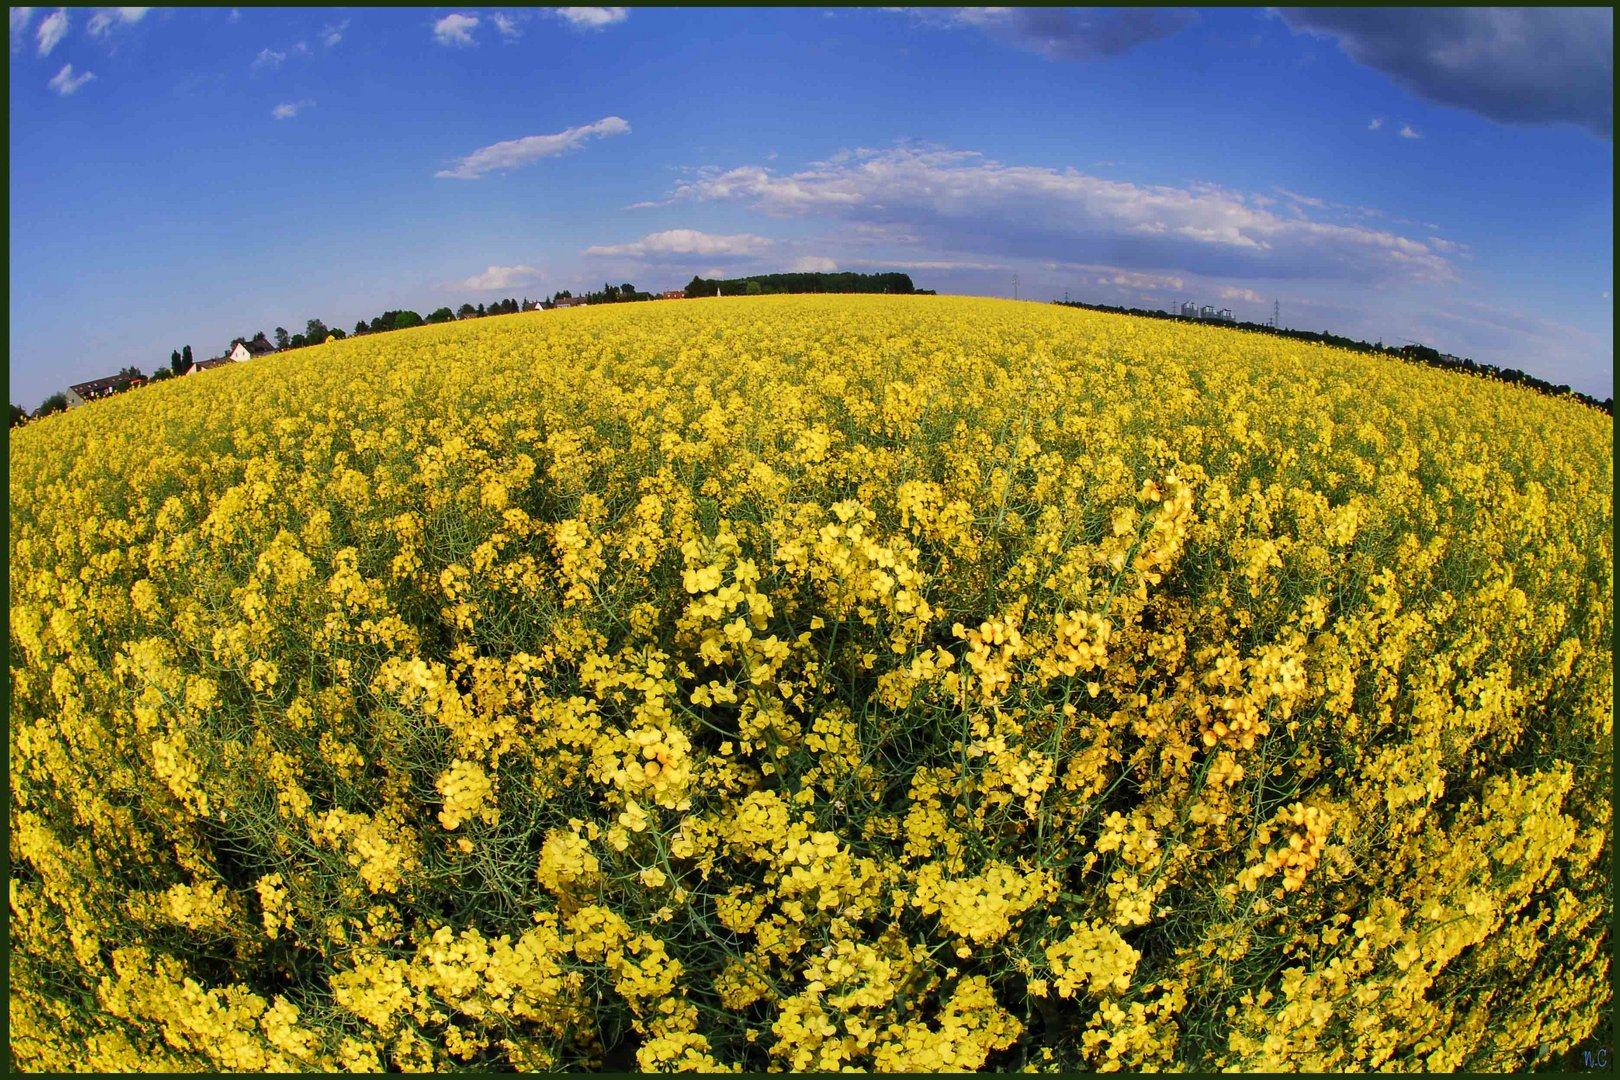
[907,7,1195,60]
[650,144,1457,285]
[1279,8,1613,139]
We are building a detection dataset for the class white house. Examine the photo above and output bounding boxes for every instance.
[228,338,277,362]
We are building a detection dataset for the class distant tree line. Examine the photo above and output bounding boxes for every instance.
[21,275,943,419]
[1055,300,1612,416]
[684,271,924,298]
[578,283,653,305]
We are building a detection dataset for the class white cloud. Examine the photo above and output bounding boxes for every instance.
[253,46,286,68]
[87,7,148,38]
[461,264,544,290]
[36,8,67,56]
[650,144,1457,286]
[1094,269,1187,291]
[1218,285,1266,304]
[228,9,241,23]
[271,99,314,120]
[584,229,775,259]
[436,115,630,179]
[47,62,94,94]
[320,19,349,48]
[552,8,629,31]
[848,257,1010,272]
[1368,117,1383,130]
[788,255,839,273]
[1274,187,1326,209]
[433,12,479,47]
[10,8,33,53]
[493,13,521,40]
[1398,123,1422,139]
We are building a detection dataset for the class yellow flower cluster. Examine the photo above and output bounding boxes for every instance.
[1239,801,1333,895]
[911,861,1056,950]
[434,758,496,831]
[1044,920,1141,998]
[8,295,1610,1071]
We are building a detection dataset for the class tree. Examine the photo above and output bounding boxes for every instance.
[330,328,346,341]
[290,334,307,349]
[370,316,390,334]
[11,403,28,427]
[250,331,273,352]
[274,327,290,350]
[745,280,762,295]
[182,345,194,369]
[427,307,456,324]
[305,318,330,343]
[118,365,145,381]
[476,303,486,317]
[354,321,369,337]
[150,368,173,382]
[393,311,423,331]
[458,303,477,320]
[170,349,183,373]
[37,392,68,417]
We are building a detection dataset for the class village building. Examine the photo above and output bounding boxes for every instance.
[65,373,144,407]
[188,356,235,375]
[228,338,277,362]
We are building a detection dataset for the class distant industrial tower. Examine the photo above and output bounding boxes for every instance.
[1271,299,1280,329]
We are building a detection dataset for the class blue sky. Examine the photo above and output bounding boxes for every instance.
[8,6,1614,407]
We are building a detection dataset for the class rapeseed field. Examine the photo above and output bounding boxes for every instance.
[9,295,1612,1071]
